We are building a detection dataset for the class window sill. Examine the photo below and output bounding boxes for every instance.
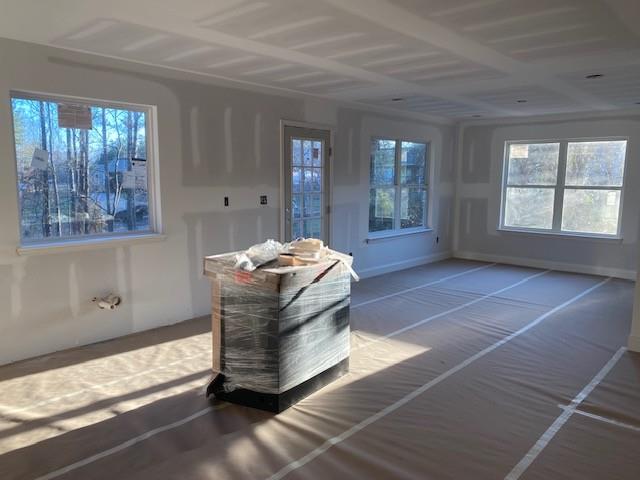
[497,227,622,242]
[17,233,167,256]
[366,227,433,243]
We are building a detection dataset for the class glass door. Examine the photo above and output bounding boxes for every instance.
[283,125,331,243]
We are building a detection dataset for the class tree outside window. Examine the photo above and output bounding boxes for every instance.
[502,139,627,236]
[11,94,152,243]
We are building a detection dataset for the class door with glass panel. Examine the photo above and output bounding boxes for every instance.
[283,126,331,242]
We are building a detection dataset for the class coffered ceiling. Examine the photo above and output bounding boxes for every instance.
[1,0,639,121]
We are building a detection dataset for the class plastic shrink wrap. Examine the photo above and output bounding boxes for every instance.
[203,241,355,402]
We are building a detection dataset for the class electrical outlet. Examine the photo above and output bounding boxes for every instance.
[260,195,267,205]
[224,196,229,207]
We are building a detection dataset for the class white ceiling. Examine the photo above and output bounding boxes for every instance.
[1,0,639,122]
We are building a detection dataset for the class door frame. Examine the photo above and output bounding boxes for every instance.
[280,119,335,245]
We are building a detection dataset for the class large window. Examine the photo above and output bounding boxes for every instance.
[369,138,429,233]
[501,139,627,237]
[10,92,157,245]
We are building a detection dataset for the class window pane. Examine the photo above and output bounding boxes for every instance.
[401,187,426,229]
[11,96,149,242]
[312,141,322,167]
[565,141,627,187]
[292,195,301,219]
[304,168,321,192]
[313,168,322,192]
[292,167,301,193]
[303,218,321,239]
[507,143,559,186]
[303,193,321,218]
[561,189,621,235]
[370,139,396,186]
[303,140,313,166]
[504,187,554,229]
[292,139,302,166]
[369,187,395,232]
[293,220,302,239]
[401,142,427,185]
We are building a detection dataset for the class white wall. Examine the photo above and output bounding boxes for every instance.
[454,115,640,279]
[331,111,455,278]
[630,266,640,352]
[0,38,454,365]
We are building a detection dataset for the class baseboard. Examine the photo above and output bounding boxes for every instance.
[628,335,640,353]
[453,250,636,280]
[358,251,452,279]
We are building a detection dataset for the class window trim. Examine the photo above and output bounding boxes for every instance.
[499,136,628,239]
[366,227,433,243]
[16,233,167,256]
[9,90,163,250]
[368,136,430,237]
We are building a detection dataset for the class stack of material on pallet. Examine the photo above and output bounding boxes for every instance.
[203,239,357,412]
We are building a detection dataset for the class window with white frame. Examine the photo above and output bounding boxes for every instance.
[10,92,158,245]
[369,138,429,233]
[501,139,627,237]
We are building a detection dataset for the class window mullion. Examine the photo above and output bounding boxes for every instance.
[500,144,510,228]
[552,141,568,231]
[424,149,429,228]
[394,141,401,230]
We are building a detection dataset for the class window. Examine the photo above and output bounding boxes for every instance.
[369,138,428,233]
[501,139,627,237]
[10,92,158,245]
[291,137,325,240]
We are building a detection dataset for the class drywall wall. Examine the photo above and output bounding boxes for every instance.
[454,115,640,279]
[631,244,640,352]
[0,38,454,364]
[631,265,640,351]
[331,110,455,277]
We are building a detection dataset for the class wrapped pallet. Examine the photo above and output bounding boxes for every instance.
[203,242,354,412]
